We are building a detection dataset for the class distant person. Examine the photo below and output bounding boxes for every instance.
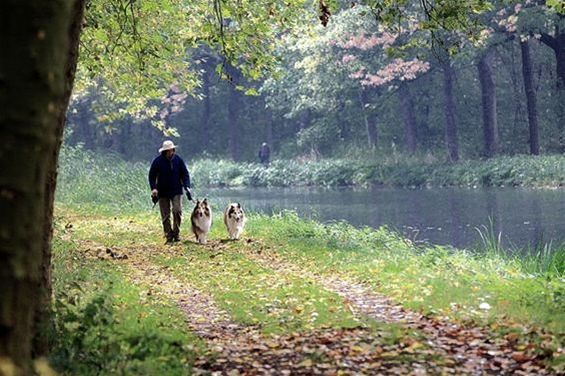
[148,140,192,243]
[258,142,270,166]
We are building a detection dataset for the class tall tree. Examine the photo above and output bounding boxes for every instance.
[0,1,84,372]
[359,88,378,147]
[516,2,565,150]
[35,0,86,358]
[539,29,565,151]
[477,48,499,158]
[520,38,540,155]
[441,56,459,162]
[441,58,460,162]
[398,83,418,154]
[226,65,243,160]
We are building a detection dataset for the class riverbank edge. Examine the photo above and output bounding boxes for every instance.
[59,145,564,190]
[175,155,565,189]
[52,204,565,372]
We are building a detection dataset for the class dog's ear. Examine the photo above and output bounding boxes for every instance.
[203,198,208,204]
[195,199,200,205]
[237,202,241,209]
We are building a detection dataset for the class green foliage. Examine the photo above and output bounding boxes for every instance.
[75,0,312,133]
[192,153,564,188]
[50,239,201,374]
[57,146,564,214]
[57,144,148,213]
[249,211,565,333]
[158,247,366,334]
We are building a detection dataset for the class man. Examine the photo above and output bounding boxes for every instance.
[148,140,192,243]
[258,142,270,166]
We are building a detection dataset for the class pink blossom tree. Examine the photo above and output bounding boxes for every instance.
[334,25,430,153]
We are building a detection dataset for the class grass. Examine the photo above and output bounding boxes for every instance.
[247,212,565,335]
[58,144,564,192]
[157,248,366,334]
[50,235,204,375]
[51,146,565,372]
[51,204,565,372]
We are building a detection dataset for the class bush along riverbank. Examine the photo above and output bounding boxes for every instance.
[191,155,565,188]
[51,204,564,374]
[59,144,564,189]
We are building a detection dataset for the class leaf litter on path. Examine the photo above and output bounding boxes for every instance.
[75,235,556,375]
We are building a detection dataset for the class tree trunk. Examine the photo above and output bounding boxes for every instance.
[477,49,499,158]
[540,28,565,152]
[398,84,417,154]
[336,101,350,140]
[265,111,274,147]
[520,39,540,155]
[35,0,86,358]
[556,41,565,152]
[200,68,211,151]
[359,89,377,147]
[299,110,311,132]
[442,61,459,162]
[226,66,242,161]
[1,0,82,372]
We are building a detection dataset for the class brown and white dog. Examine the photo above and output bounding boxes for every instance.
[223,203,246,240]
[191,199,212,244]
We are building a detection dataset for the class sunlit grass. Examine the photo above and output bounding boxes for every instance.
[50,237,204,375]
[57,145,564,198]
[248,212,565,335]
[157,247,368,334]
[56,146,564,333]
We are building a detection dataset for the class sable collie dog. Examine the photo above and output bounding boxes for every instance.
[191,199,212,244]
[223,203,246,240]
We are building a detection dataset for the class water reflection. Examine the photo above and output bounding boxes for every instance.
[207,186,564,251]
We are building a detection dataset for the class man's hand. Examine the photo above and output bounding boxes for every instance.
[185,187,193,201]
[151,189,158,197]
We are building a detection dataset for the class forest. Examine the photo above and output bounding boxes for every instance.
[64,1,565,164]
[1,0,564,375]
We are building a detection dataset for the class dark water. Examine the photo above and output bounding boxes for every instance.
[206,187,565,250]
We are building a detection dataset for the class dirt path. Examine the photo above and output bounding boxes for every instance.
[82,240,552,375]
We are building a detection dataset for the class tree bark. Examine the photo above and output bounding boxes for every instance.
[200,68,211,151]
[265,111,274,147]
[359,89,377,147]
[442,60,459,162]
[477,49,499,158]
[336,101,350,140]
[520,39,540,155]
[226,66,242,161]
[398,84,417,154]
[35,0,86,358]
[540,27,565,151]
[0,0,82,372]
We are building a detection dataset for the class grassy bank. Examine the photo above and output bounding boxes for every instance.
[192,155,564,188]
[52,146,564,372]
[51,205,565,373]
[59,144,564,190]
[249,212,564,333]
[50,234,205,374]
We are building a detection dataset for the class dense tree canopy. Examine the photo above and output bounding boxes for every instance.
[66,0,565,160]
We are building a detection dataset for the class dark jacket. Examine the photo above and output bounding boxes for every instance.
[148,154,191,198]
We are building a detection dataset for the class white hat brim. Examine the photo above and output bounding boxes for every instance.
[158,144,177,153]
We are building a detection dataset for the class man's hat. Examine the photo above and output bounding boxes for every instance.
[159,140,177,153]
